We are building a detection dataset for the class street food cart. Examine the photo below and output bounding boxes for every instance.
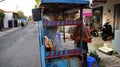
[32,0,97,67]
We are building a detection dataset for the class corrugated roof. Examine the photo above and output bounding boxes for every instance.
[41,0,90,4]
[39,0,90,12]
[0,9,5,12]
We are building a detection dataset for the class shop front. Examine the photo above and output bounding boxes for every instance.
[92,0,120,52]
[92,7,103,31]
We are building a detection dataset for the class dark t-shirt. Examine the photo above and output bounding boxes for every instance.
[77,41,88,52]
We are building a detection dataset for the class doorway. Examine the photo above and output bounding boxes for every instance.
[8,20,13,28]
[114,4,120,30]
[14,20,18,27]
[92,7,103,31]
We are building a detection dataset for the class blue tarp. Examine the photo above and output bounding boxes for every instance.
[41,0,90,4]
[19,18,26,22]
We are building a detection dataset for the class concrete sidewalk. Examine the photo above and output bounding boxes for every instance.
[60,36,120,66]
[88,37,120,67]
[0,27,20,37]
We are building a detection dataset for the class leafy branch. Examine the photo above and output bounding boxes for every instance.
[0,12,5,19]
[35,0,40,8]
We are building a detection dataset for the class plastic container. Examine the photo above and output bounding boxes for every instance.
[87,56,98,67]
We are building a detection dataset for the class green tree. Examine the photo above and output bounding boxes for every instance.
[17,11,25,18]
[13,13,19,19]
[28,16,33,21]
[0,12,5,30]
[35,0,40,8]
[35,0,40,4]
[0,12,5,19]
[68,27,74,34]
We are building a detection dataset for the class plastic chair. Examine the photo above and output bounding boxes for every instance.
[87,56,98,67]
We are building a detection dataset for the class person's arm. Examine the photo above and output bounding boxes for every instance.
[74,36,91,43]
[82,37,92,43]
[82,24,92,43]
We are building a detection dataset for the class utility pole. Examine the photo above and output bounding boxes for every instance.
[16,5,18,12]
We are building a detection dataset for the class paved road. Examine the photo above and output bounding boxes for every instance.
[0,25,41,67]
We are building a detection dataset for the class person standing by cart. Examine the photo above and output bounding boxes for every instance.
[71,17,92,67]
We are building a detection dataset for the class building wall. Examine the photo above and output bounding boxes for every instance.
[103,0,120,26]
[4,13,13,28]
[97,0,120,52]
[92,0,120,31]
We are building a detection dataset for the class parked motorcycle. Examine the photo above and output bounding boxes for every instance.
[90,22,99,37]
[100,22,114,41]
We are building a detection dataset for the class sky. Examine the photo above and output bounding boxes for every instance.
[0,0,92,17]
[0,0,36,17]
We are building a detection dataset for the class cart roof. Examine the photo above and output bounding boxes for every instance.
[41,0,90,4]
[39,0,90,12]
